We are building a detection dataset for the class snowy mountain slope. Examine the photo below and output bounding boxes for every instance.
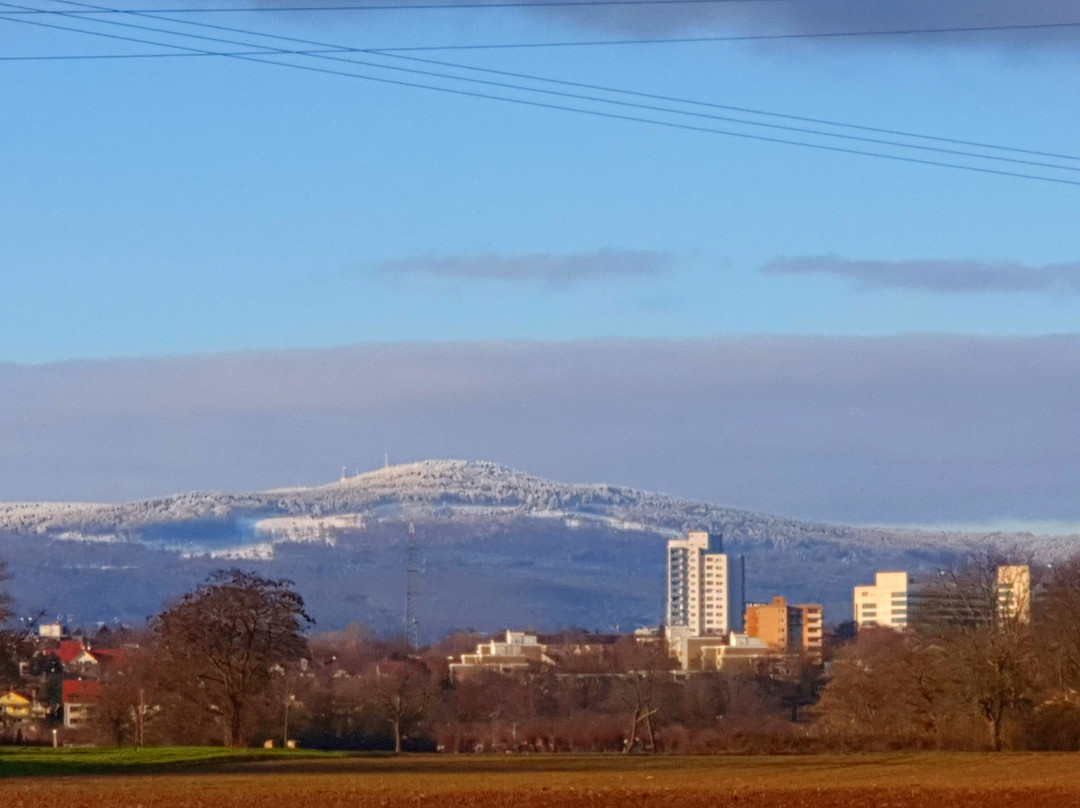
[3,459,1077,556]
[1,460,1076,636]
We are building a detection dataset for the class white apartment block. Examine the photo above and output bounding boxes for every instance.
[853,571,911,630]
[667,531,743,643]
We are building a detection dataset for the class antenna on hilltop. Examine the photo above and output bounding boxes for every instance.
[384,452,389,468]
[340,465,347,481]
[405,521,420,650]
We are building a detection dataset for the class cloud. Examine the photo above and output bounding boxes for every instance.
[4,336,1080,526]
[370,250,669,285]
[533,0,1080,46]
[762,255,1080,294]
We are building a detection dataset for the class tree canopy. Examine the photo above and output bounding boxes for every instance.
[155,569,313,746]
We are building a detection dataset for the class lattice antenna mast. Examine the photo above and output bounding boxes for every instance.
[405,520,420,650]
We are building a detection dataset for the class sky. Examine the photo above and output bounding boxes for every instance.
[2,0,1080,527]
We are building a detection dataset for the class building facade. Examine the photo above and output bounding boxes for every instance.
[996,564,1031,623]
[448,630,555,681]
[855,565,1032,631]
[666,531,744,638]
[666,531,745,668]
[744,596,824,657]
[853,571,911,630]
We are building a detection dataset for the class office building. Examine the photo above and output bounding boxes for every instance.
[853,571,911,630]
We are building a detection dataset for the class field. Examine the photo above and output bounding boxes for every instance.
[4,751,1080,807]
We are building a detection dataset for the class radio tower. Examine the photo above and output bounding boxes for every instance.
[405,521,420,650]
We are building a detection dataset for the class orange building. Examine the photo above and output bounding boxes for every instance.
[744,596,823,659]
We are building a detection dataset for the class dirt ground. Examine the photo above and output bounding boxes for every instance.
[4,753,1080,808]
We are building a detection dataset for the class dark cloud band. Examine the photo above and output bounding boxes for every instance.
[762,255,1080,294]
[371,249,669,283]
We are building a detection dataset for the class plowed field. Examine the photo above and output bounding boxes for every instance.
[4,753,1079,808]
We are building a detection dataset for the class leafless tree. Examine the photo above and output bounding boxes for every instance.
[154,569,313,746]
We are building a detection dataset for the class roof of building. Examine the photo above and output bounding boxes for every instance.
[55,640,94,665]
[62,679,103,703]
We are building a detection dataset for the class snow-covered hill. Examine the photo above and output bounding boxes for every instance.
[3,459,1076,555]
[1,460,1076,636]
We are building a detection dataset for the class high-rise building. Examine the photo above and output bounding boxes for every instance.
[666,531,744,639]
[744,596,824,658]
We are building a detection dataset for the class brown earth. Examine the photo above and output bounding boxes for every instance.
[4,753,1080,808]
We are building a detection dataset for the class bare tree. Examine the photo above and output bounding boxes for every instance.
[154,569,313,746]
[817,627,950,746]
[364,659,432,753]
[1036,555,1080,694]
[913,555,1038,751]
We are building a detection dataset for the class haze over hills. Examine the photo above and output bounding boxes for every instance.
[1,460,1075,640]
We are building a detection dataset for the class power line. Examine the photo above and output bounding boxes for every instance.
[373,19,1080,50]
[47,0,1080,169]
[236,53,1080,187]
[12,1,1080,172]
[0,4,238,53]
[0,0,352,52]
[0,47,344,58]
[0,0,825,13]
[12,3,1080,47]
[6,0,1079,186]
[372,52,1080,163]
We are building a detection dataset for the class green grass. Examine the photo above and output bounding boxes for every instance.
[0,745,344,777]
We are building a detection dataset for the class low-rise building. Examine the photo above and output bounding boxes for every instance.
[0,690,33,722]
[62,679,102,729]
[448,631,555,681]
[695,632,774,672]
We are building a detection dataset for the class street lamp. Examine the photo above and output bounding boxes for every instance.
[283,694,296,749]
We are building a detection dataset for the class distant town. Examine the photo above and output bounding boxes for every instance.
[0,527,1062,753]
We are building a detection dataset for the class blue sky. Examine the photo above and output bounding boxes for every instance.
[3,0,1080,361]
[3,1,1080,526]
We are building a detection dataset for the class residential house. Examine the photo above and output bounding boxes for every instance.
[62,679,103,729]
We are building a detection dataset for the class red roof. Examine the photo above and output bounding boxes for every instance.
[56,640,92,665]
[62,679,103,704]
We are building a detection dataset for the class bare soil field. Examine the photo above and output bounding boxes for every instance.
[3,753,1080,808]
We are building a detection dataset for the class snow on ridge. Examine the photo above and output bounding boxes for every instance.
[2,459,1077,558]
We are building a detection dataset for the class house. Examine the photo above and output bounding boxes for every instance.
[62,679,103,729]
[55,639,101,675]
[0,690,32,722]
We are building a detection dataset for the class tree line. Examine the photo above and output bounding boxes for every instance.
[5,553,1080,751]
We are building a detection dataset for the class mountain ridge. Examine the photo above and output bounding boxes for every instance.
[2,458,1075,555]
[1,459,1076,636]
